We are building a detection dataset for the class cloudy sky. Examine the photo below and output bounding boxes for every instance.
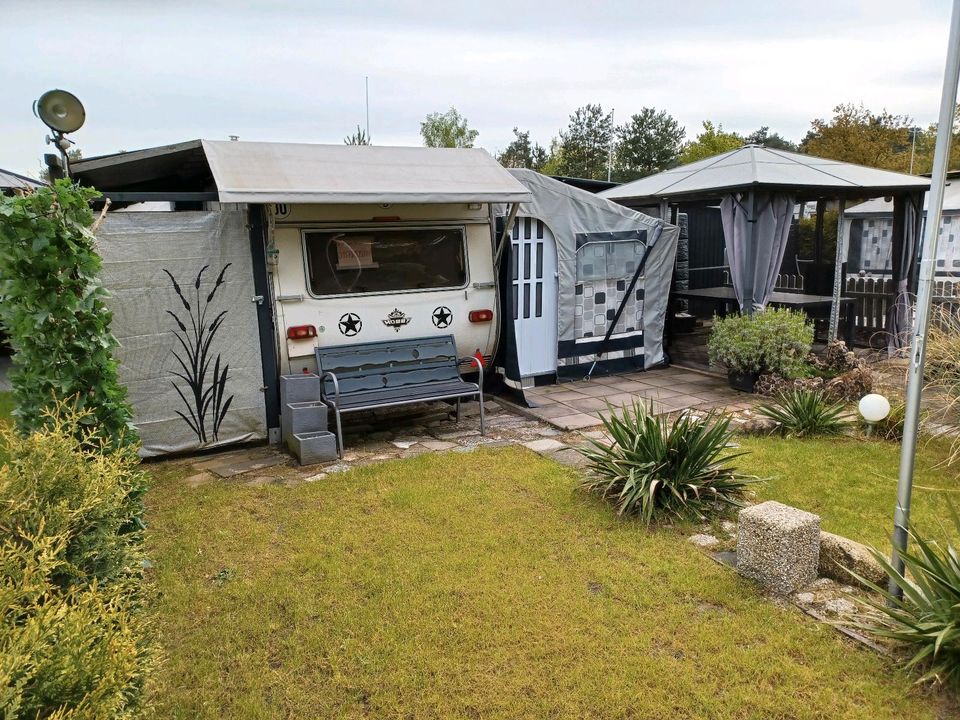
[2,0,955,177]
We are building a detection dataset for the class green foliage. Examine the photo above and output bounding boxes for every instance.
[744,126,797,151]
[757,389,851,438]
[496,127,548,170]
[794,208,838,262]
[552,104,614,179]
[343,124,369,145]
[848,508,960,689]
[579,402,756,524]
[707,308,813,377]
[613,107,685,181]
[0,408,152,717]
[873,400,908,441]
[0,180,135,448]
[420,107,479,148]
[678,121,743,164]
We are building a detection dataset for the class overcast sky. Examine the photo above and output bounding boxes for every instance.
[2,0,955,177]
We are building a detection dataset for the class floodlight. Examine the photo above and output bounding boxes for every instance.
[33,89,85,134]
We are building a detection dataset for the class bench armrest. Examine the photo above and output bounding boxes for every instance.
[318,370,341,406]
[458,356,484,391]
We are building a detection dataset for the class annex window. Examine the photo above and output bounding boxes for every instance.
[304,227,466,296]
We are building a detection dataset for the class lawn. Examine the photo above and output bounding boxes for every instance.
[145,446,951,719]
[741,435,960,549]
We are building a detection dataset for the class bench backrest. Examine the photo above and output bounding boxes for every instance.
[315,335,461,396]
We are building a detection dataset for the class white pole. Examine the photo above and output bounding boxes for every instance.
[889,0,960,598]
[365,76,370,144]
[607,108,615,182]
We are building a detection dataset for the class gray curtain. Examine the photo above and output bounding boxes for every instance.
[886,191,924,355]
[721,192,795,312]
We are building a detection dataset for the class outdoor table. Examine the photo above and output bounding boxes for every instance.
[673,286,856,346]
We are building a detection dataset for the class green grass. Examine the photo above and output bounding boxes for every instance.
[145,447,951,719]
[741,435,960,549]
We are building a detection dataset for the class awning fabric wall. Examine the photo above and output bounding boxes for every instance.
[98,210,267,456]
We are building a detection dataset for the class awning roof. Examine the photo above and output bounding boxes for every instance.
[598,145,930,204]
[72,139,532,204]
[0,168,44,190]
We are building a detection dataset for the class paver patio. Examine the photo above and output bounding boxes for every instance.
[519,366,754,430]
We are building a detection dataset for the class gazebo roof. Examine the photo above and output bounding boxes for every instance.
[598,145,930,204]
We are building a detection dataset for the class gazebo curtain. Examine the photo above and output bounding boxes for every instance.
[721,192,795,312]
[886,191,924,354]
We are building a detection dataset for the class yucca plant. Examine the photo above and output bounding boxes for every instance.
[757,388,851,438]
[846,508,960,689]
[578,402,757,524]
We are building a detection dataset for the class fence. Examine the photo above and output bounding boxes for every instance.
[720,270,805,292]
[843,276,960,339]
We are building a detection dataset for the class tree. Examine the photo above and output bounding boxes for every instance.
[800,104,918,172]
[551,104,614,179]
[496,127,548,170]
[420,107,479,148]
[744,126,797,152]
[678,121,743,165]
[613,107,685,181]
[344,125,370,145]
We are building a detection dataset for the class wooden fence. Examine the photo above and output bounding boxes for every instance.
[843,277,960,338]
[721,271,805,292]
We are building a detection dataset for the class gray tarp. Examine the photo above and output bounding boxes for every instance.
[499,170,679,369]
[721,192,795,312]
[98,210,267,457]
[887,191,925,354]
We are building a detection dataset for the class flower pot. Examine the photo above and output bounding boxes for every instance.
[727,369,759,393]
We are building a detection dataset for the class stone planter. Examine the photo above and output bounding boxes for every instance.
[727,369,759,393]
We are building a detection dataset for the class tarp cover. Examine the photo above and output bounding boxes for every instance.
[201,140,532,205]
[98,210,267,456]
[498,170,679,371]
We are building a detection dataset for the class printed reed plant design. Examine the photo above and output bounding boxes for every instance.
[163,263,234,443]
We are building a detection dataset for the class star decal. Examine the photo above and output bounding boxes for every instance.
[338,312,362,336]
[432,306,453,329]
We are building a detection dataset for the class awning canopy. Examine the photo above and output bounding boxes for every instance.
[72,139,532,205]
[599,145,930,204]
[0,168,44,191]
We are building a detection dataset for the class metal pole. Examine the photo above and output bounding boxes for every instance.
[889,0,960,598]
[365,76,370,143]
[607,108,615,182]
[828,199,846,341]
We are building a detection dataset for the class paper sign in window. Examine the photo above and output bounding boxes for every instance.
[335,237,378,270]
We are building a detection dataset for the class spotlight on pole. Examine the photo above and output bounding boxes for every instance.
[33,89,86,178]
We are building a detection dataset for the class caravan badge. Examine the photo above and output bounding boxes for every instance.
[383,308,411,332]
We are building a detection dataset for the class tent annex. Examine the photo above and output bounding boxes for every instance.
[496,170,679,391]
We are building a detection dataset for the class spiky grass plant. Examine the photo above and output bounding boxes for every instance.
[846,508,960,689]
[757,388,851,438]
[578,402,757,524]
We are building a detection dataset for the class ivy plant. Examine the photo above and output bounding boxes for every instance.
[0,180,136,447]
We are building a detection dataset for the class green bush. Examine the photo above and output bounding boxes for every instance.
[850,508,960,689]
[579,402,757,524]
[0,408,152,717]
[0,181,135,448]
[757,389,851,438]
[707,308,813,378]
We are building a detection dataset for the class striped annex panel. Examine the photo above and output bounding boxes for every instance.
[510,217,547,323]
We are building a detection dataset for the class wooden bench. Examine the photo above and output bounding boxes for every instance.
[314,334,484,457]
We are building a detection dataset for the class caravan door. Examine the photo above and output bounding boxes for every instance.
[511,217,557,377]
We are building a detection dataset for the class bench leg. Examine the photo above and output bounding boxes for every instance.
[331,404,344,459]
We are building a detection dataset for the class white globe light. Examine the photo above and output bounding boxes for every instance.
[858,393,891,423]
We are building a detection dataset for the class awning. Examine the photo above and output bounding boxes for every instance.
[72,139,532,205]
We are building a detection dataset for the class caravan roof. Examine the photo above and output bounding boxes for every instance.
[72,140,531,205]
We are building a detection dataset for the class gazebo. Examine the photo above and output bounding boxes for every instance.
[599,145,930,349]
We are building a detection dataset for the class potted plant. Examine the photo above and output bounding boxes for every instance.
[707,309,813,392]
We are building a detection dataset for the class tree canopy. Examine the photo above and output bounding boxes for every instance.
[420,107,479,148]
[613,108,685,181]
[744,126,797,151]
[496,127,548,170]
[550,104,614,179]
[678,121,743,165]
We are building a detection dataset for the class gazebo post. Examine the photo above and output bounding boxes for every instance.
[828,199,847,341]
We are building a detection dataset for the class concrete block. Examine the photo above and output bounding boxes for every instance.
[291,430,338,466]
[281,401,328,446]
[818,531,886,588]
[737,501,820,595]
[280,374,321,407]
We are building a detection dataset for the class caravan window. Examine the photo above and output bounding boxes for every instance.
[303,227,467,296]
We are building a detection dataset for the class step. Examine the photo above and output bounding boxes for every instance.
[291,430,338,466]
[280,373,321,406]
[282,400,328,447]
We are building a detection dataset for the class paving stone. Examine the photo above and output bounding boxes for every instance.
[795,592,816,604]
[433,428,482,441]
[204,451,289,478]
[420,439,457,451]
[818,531,886,588]
[548,448,591,468]
[689,533,719,547]
[522,438,566,453]
[184,471,214,487]
[552,414,602,431]
[390,439,419,449]
[823,597,857,616]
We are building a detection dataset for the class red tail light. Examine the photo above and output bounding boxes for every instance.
[286,324,317,339]
[469,309,493,322]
